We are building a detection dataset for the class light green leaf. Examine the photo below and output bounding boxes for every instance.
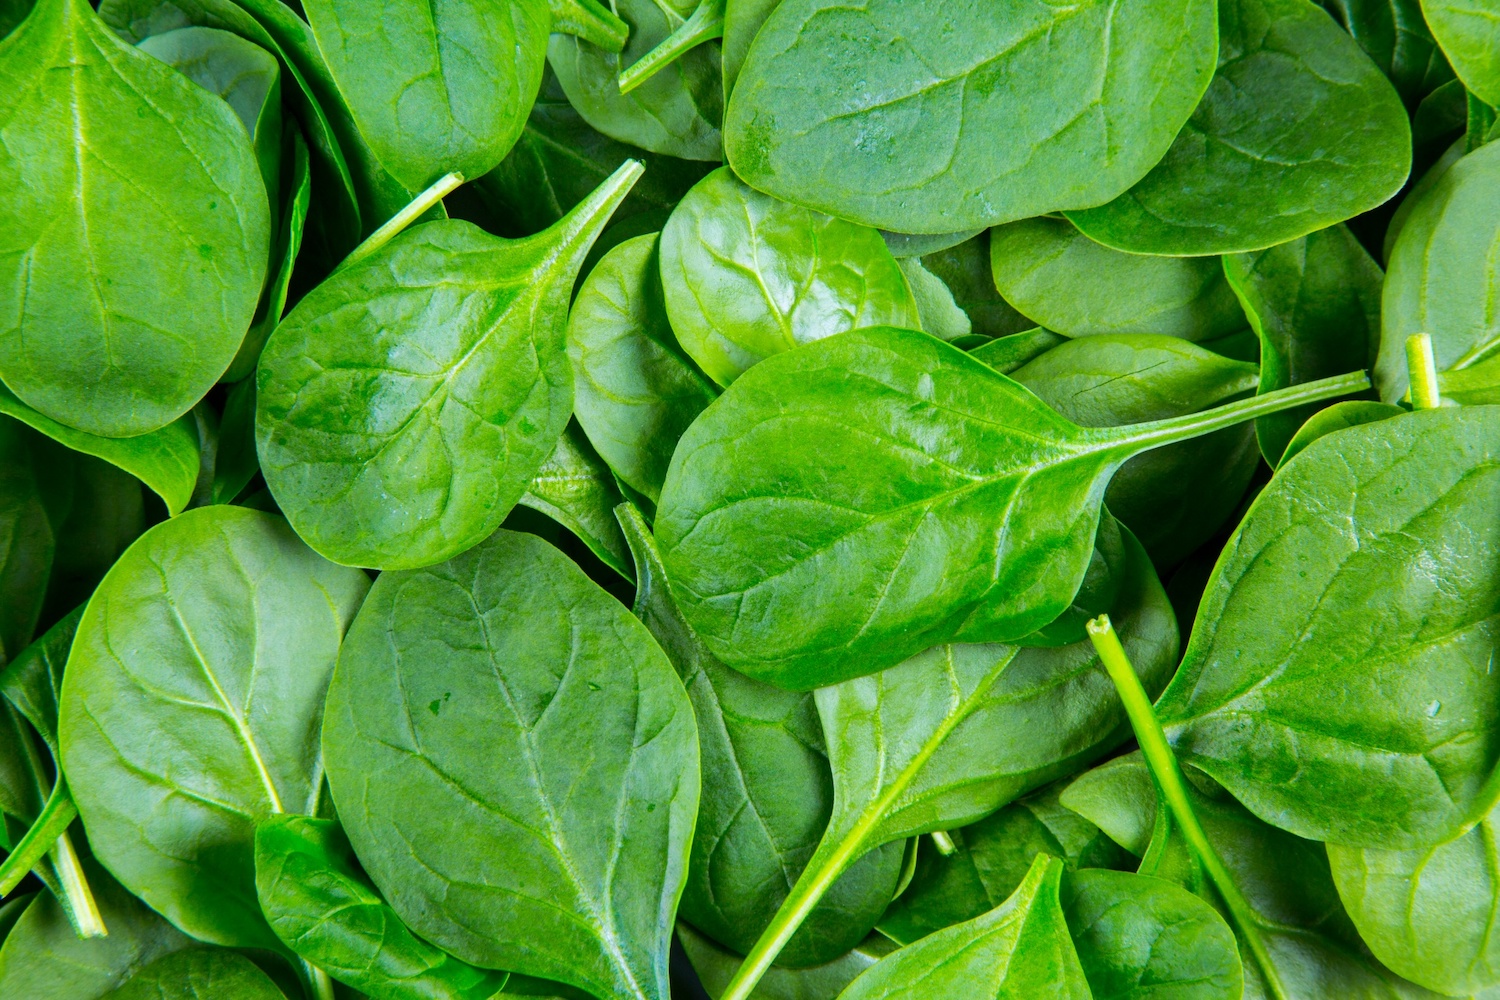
[521,420,633,581]
[1422,0,1500,105]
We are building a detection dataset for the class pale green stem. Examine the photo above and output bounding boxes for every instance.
[1086,616,1289,1000]
[335,172,464,276]
[930,830,957,856]
[50,828,107,939]
[549,0,629,52]
[299,959,336,1000]
[1406,334,1441,411]
[0,778,78,895]
[617,0,724,94]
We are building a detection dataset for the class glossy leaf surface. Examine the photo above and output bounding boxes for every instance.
[102,949,285,1000]
[520,421,632,581]
[1276,400,1403,467]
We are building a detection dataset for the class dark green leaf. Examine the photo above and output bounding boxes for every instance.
[213,379,260,506]
[520,420,633,581]
[678,924,895,1000]
[102,949,285,1000]
[0,419,55,665]
[917,234,1032,341]
[0,604,78,757]
[1318,0,1452,106]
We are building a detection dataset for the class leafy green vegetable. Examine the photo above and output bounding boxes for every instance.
[988,217,1246,342]
[102,949,286,1000]
[656,325,1365,689]
[917,234,1032,341]
[1069,0,1412,255]
[720,0,777,97]
[1422,0,1500,105]
[1319,0,1453,106]
[256,813,512,1000]
[1275,399,1404,466]
[520,420,633,581]
[895,258,971,343]
[678,923,895,1000]
[968,328,1070,375]
[724,0,1217,234]
[658,168,920,386]
[322,529,699,1000]
[0,0,270,437]
[257,161,641,570]
[59,506,370,949]
[568,233,718,504]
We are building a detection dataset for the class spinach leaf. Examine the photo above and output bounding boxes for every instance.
[1156,406,1500,850]
[1275,400,1404,466]
[723,0,1217,235]
[0,604,78,758]
[880,229,983,260]
[0,856,193,1000]
[720,0,777,97]
[1061,868,1243,1000]
[968,328,1070,375]
[988,217,1247,342]
[1318,0,1453,106]
[1068,0,1411,255]
[1008,335,1262,568]
[0,0,32,37]
[619,503,905,968]
[102,949,285,1000]
[679,924,895,1000]
[659,168,920,386]
[894,258,970,343]
[520,420,633,581]
[568,233,718,504]
[656,326,1362,689]
[256,814,512,1000]
[0,420,60,664]
[917,234,1032,341]
[0,0,270,437]
[257,161,641,571]
[1223,223,1383,465]
[550,0,723,161]
[1328,800,1500,996]
[1422,0,1500,105]
[322,529,699,1000]
[212,379,260,506]
[837,855,1091,1000]
[877,784,1131,947]
[1376,137,1500,402]
[58,506,370,949]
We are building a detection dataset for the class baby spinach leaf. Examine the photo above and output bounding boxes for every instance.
[0,421,61,664]
[256,814,512,1000]
[1008,334,1262,567]
[0,0,32,37]
[520,420,633,581]
[0,604,77,759]
[0,0,271,437]
[550,0,723,161]
[619,503,904,968]
[968,328,1070,375]
[880,229,983,260]
[988,217,1247,342]
[679,923,895,1000]
[58,506,370,950]
[1061,868,1243,1000]
[723,0,1217,235]
[1276,399,1403,466]
[102,949,285,1000]
[1319,0,1453,106]
[659,168,920,386]
[1224,223,1383,465]
[1376,137,1500,402]
[257,161,641,571]
[838,856,1090,1000]
[656,326,1362,689]
[0,856,193,1000]
[212,379,260,506]
[1422,0,1500,105]
[917,234,1031,341]
[568,233,718,504]
[720,0,777,97]
[1156,406,1500,850]
[322,529,699,1000]
[895,258,970,342]
[1328,799,1500,996]
[1068,0,1411,255]
[877,784,1131,947]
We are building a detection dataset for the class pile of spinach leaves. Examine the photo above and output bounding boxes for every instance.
[0,0,1495,997]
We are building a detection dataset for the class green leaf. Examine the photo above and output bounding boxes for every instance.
[212,378,260,506]
[1061,869,1243,1000]
[0,384,199,516]
[102,949,285,1000]
[58,506,371,950]
[720,0,778,98]
[568,233,718,505]
[0,605,78,758]
[659,168,921,386]
[878,784,1131,947]
[1319,0,1453,106]
[1276,399,1404,467]
[0,856,193,1000]
[679,924,895,1000]
[1377,137,1500,402]
[619,503,905,968]
[322,529,699,1000]
[257,161,641,570]
[895,258,971,342]
[1224,223,1383,464]
[968,328,1069,375]
[723,0,1217,235]
[988,217,1247,341]
[917,234,1032,341]
[838,856,1091,1000]
[0,420,55,665]
[0,0,270,438]
[1422,0,1500,105]
[520,420,633,581]
[1328,798,1500,996]
[1069,0,1411,255]
[549,0,723,161]
[255,814,512,1000]
[1157,406,1500,849]
[656,326,1362,689]
[301,0,551,190]
[1008,334,1262,568]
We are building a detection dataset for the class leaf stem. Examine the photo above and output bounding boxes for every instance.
[300,960,336,1000]
[49,828,107,939]
[549,0,630,52]
[1108,370,1370,456]
[930,830,957,856]
[1405,334,1441,410]
[0,778,78,895]
[1086,615,1288,1000]
[335,171,464,275]
[617,0,724,94]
